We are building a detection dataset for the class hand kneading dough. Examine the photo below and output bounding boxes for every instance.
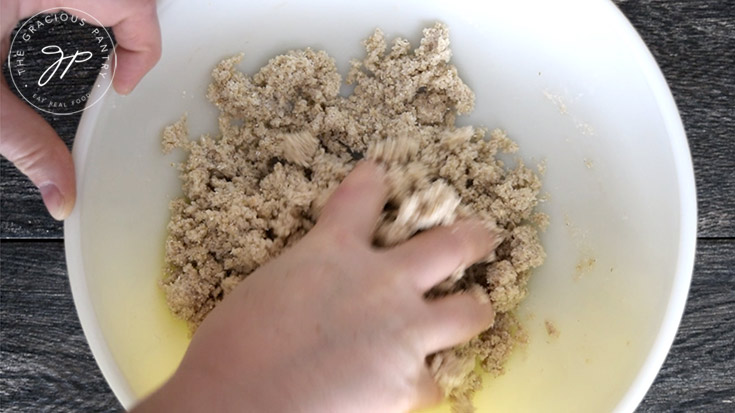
[161,23,547,412]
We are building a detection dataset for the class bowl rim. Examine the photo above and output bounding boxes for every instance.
[65,72,137,406]
[64,0,697,411]
[599,1,697,412]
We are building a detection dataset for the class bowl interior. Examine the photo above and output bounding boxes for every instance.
[65,0,696,411]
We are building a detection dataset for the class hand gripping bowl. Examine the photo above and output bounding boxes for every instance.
[64,0,697,411]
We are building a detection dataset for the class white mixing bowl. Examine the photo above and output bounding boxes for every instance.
[65,0,697,411]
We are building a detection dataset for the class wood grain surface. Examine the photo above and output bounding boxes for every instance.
[1,1,733,412]
[1,242,120,412]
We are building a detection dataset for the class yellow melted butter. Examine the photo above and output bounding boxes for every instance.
[417,304,646,412]
[82,203,651,411]
[87,263,647,412]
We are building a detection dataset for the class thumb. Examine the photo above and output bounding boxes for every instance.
[0,84,75,220]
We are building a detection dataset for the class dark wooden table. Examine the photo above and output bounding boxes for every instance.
[1,1,733,411]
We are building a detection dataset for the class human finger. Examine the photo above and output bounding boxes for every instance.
[317,161,388,242]
[389,220,502,292]
[419,293,494,354]
[15,0,162,95]
[106,1,161,94]
[0,83,75,220]
[410,367,444,411]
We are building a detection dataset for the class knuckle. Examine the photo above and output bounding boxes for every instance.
[8,145,46,177]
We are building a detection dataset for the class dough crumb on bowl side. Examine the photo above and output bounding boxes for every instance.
[161,22,545,413]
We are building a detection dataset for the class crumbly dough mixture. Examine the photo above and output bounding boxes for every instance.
[161,23,546,412]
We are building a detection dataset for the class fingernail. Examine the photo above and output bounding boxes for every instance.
[113,80,133,96]
[39,183,66,221]
[116,86,132,96]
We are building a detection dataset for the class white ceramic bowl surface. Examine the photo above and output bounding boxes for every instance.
[65,1,697,411]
